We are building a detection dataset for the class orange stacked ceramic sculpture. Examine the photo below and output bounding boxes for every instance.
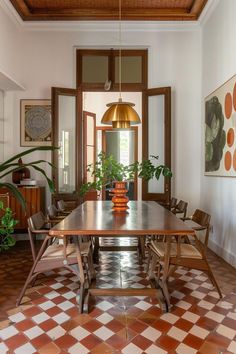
[111,181,129,213]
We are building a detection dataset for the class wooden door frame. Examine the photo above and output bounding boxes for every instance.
[51,87,83,198]
[142,87,171,205]
[77,49,148,91]
[83,110,96,183]
[96,126,138,200]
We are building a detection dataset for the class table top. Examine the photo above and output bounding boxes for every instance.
[49,201,195,237]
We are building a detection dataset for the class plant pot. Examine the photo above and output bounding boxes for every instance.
[83,189,99,201]
[111,181,129,213]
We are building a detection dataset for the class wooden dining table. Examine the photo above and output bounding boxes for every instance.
[49,200,195,312]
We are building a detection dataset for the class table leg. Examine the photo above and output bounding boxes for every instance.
[138,236,146,263]
[93,236,99,263]
[159,239,171,310]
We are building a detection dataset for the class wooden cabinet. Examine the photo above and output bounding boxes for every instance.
[0,186,45,230]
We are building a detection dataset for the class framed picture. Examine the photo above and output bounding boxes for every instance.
[20,99,52,146]
[205,74,236,176]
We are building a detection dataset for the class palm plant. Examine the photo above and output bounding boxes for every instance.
[0,146,57,208]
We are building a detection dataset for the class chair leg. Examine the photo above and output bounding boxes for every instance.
[206,266,222,298]
[31,273,39,287]
[146,247,152,273]
[148,253,158,280]
[138,236,146,261]
[17,236,50,306]
[88,250,96,280]
[78,283,85,314]
[16,272,39,306]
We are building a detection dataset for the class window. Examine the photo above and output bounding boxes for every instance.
[77,49,147,91]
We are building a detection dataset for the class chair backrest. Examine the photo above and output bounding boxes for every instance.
[57,200,66,212]
[170,197,177,209]
[173,200,188,217]
[48,204,59,218]
[28,211,46,231]
[192,209,211,246]
[27,211,49,261]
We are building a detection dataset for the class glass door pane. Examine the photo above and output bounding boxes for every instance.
[142,87,171,205]
[104,129,137,200]
[82,56,108,83]
[105,130,135,165]
[58,95,76,193]
[52,87,82,200]
[115,56,142,84]
[148,95,165,193]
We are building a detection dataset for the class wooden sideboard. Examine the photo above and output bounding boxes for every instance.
[0,186,45,230]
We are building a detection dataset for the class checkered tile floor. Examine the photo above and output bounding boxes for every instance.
[1,238,236,353]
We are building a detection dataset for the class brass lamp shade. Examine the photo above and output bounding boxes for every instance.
[101,99,141,129]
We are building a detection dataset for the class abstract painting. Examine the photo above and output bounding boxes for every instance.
[205,74,236,176]
[20,99,51,146]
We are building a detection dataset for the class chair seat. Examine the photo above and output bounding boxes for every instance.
[42,241,91,260]
[150,240,202,259]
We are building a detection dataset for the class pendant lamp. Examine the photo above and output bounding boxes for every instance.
[101,0,141,129]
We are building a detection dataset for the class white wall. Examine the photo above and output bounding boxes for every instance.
[0,90,3,162]
[202,0,236,266]
[0,5,23,83]
[0,2,202,212]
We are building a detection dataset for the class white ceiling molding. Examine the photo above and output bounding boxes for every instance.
[0,0,203,33]
[16,21,201,33]
[1,0,220,33]
[0,0,24,29]
[0,69,25,91]
[198,0,220,26]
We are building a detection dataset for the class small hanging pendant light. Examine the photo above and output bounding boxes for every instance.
[101,0,141,129]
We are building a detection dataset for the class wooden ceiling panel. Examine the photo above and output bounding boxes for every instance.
[9,0,208,21]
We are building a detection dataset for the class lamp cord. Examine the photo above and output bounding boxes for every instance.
[119,0,122,100]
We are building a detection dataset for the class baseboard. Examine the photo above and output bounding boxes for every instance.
[14,234,44,241]
[208,239,236,268]
[14,234,28,241]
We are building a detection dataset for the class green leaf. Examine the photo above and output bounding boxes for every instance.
[0,182,26,209]
[1,146,58,167]
[30,165,55,193]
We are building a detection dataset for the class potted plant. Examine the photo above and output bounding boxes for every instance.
[0,146,57,250]
[0,202,18,251]
[0,146,57,208]
[79,152,172,201]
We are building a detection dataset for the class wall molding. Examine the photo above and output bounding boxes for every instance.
[209,238,236,268]
[1,0,202,33]
[0,69,25,91]
[1,0,220,33]
[198,0,220,26]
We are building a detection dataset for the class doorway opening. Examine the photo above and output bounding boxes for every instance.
[82,91,142,200]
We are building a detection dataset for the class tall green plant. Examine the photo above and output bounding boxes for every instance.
[79,152,172,196]
[0,146,57,208]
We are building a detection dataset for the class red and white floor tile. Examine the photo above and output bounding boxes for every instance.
[1,242,236,353]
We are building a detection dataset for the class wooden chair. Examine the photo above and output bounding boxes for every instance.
[147,209,222,308]
[172,200,188,218]
[170,197,178,210]
[17,211,95,313]
[57,199,73,214]
[47,204,65,221]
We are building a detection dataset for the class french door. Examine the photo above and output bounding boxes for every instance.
[51,87,82,205]
[52,48,171,206]
[142,87,171,206]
